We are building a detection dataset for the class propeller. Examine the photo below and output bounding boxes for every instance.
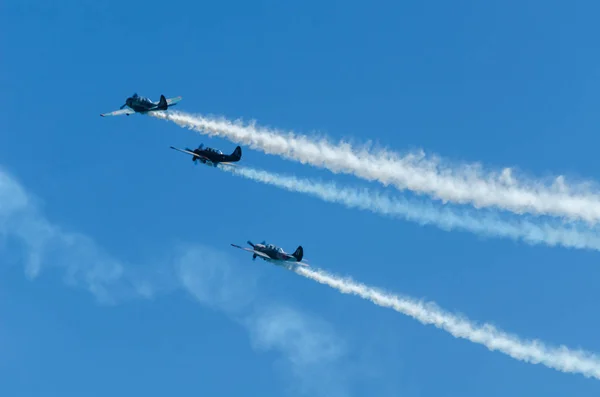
[121,95,134,109]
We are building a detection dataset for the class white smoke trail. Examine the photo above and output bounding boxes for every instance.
[295,266,600,380]
[152,110,600,224]
[219,165,600,252]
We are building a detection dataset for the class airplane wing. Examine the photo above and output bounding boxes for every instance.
[230,244,271,258]
[166,96,183,105]
[100,108,136,117]
[218,162,238,167]
[169,146,211,161]
[170,146,200,157]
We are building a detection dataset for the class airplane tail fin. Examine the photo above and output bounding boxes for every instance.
[231,146,242,161]
[157,94,168,110]
[292,246,304,262]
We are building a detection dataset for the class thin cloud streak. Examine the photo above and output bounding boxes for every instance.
[0,166,146,303]
[0,166,355,396]
[175,244,355,397]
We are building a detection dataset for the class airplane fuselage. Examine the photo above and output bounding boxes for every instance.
[192,150,228,166]
[100,94,181,117]
[230,241,306,269]
[126,97,157,113]
[186,146,242,167]
[252,244,295,262]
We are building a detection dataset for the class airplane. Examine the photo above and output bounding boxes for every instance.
[231,241,309,268]
[100,93,182,117]
[170,143,242,167]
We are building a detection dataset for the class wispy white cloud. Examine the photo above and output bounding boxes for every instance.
[245,304,350,397]
[247,304,345,368]
[176,244,258,314]
[176,244,355,396]
[0,166,358,396]
[153,110,600,224]
[0,166,143,303]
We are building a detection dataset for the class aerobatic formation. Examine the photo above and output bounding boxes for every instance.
[100,93,600,382]
[101,93,308,270]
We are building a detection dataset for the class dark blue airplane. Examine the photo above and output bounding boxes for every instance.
[100,93,182,117]
[231,241,309,269]
[170,143,242,167]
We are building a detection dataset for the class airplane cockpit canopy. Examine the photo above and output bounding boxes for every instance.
[266,244,283,253]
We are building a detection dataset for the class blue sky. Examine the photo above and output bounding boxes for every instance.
[2,0,600,395]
